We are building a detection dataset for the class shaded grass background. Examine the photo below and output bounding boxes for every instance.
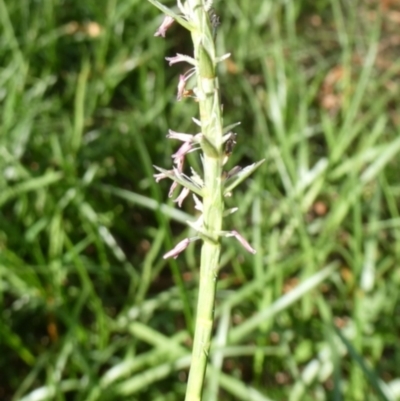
[1,0,400,400]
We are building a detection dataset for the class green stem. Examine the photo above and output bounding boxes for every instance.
[185,1,224,400]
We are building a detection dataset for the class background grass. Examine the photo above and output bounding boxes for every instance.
[1,0,400,400]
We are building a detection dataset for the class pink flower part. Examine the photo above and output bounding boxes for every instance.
[165,53,196,66]
[165,54,186,65]
[154,15,175,38]
[172,141,193,162]
[167,130,194,142]
[174,187,190,207]
[168,181,178,198]
[228,230,256,254]
[163,237,191,259]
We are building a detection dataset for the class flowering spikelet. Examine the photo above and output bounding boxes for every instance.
[150,1,264,259]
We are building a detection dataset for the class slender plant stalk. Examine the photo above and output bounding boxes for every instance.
[148,1,262,399]
[184,3,223,399]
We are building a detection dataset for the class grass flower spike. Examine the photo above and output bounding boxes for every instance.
[148,1,264,399]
